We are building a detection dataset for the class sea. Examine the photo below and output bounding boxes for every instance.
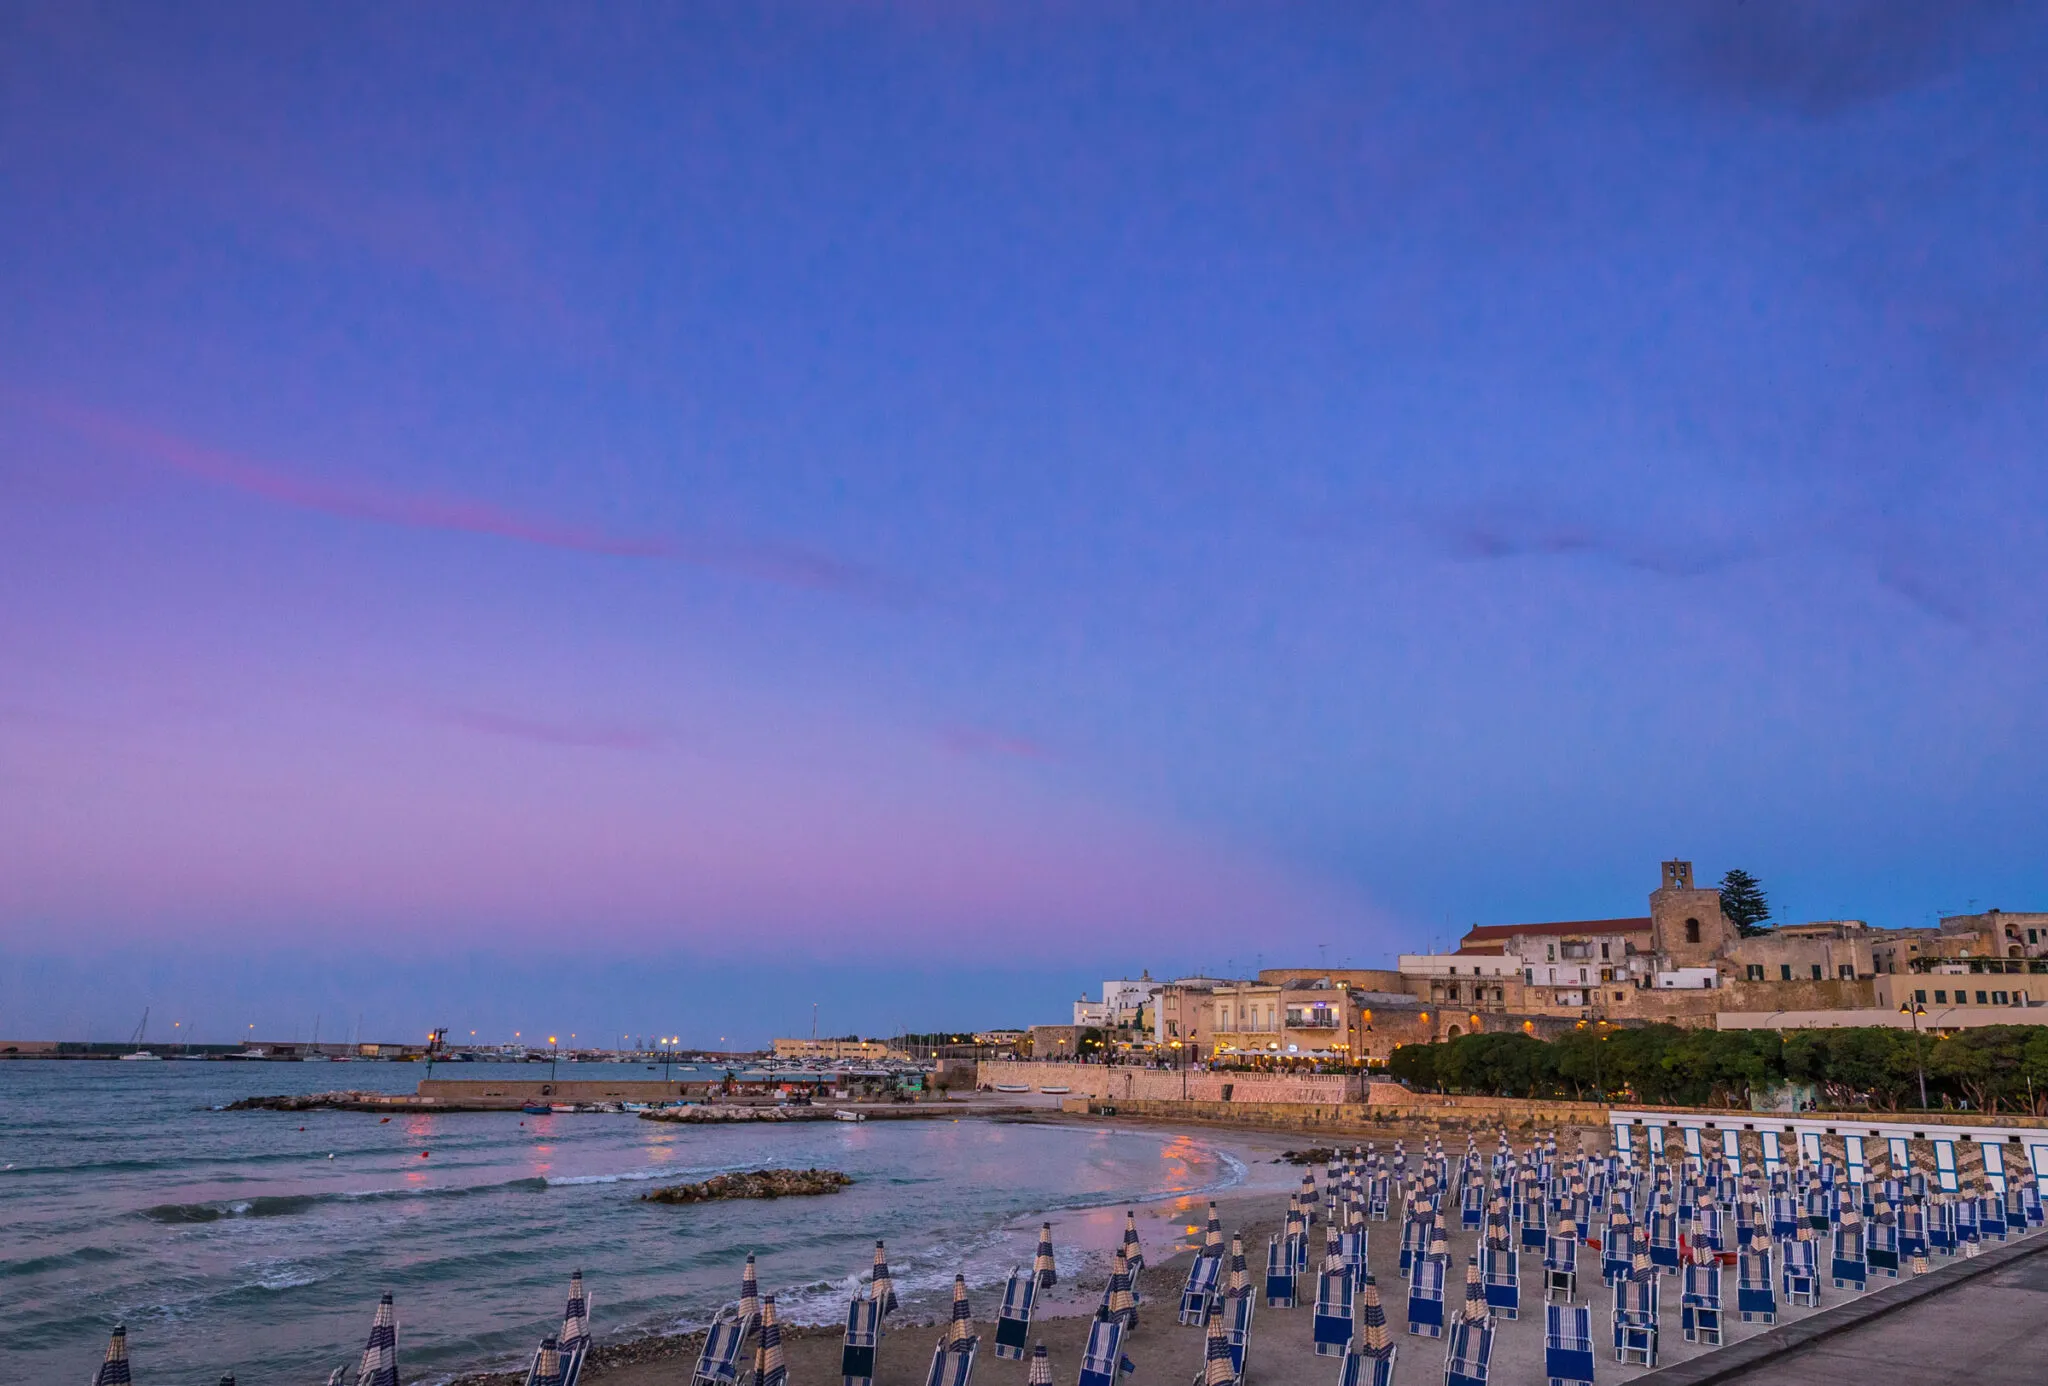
[2,1060,1288,1383]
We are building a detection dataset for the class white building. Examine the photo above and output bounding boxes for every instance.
[1073,974,1164,1029]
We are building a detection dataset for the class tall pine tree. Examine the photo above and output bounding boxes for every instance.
[1719,868,1772,937]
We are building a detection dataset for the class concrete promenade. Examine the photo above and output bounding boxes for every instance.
[1640,1229,2048,1386]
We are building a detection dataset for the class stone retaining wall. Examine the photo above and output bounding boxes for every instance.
[978,1062,1407,1105]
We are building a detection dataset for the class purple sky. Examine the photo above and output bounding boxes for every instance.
[3,3,2045,1047]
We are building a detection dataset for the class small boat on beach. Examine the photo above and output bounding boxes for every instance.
[1040,1086,1070,1095]
[993,1084,1030,1093]
[834,1110,867,1122]
[522,1104,552,1115]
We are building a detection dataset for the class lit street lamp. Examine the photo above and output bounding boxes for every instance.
[1899,1002,1929,1109]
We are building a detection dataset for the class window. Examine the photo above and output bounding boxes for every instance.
[1492,988,1503,1002]
[1992,992,2008,1005]
[1747,965,1765,981]
[1615,991,1625,1001]
[1447,984,1461,1001]
[1811,964,1824,980]
[1977,991,1989,1005]
[1839,964,1855,979]
[1915,989,1927,1004]
[2030,929,2039,944]
[1525,969,1535,984]
[1547,944,1556,962]
[1781,964,1793,981]
[1601,942,1610,959]
[1935,990,1947,1004]
[1685,919,1701,944]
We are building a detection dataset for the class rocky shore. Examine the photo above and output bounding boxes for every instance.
[641,1168,853,1204]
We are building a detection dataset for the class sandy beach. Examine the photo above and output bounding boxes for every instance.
[445,1108,2024,1386]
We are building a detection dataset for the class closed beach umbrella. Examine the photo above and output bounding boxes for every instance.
[1911,1250,1930,1276]
[1035,1223,1059,1288]
[1122,1210,1145,1273]
[871,1241,898,1316]
[532,1337,564,1386]
[1558,1212,1578,1245]
[91,1326,131,1386]
[1028,1343,1052,1386]
[560,1269,590,1357]
[355,1292,398,1386]
[1201,1305,1234,1386]
[741,1253,761,1321]
[1227,1234,1249,1297]
[1324,1222,1341,1270]
[1462,1256,1486,1323]
[1205,1202,1223,1254]
[1108,1246,1135,1320]
[757,1295,786,1386]
[949,1276,974,1347]
[1357,1275,1392,1359]
[1426,1224,1448,1264]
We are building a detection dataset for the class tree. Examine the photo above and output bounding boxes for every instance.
[1388,1043,1439,1091]
[1718,869,1772,937]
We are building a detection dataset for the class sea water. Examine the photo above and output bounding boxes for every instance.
[2,1061,1274,1382]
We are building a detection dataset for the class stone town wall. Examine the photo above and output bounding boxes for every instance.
[1061,1095,1614,1139]
[979,1061,1390,1104]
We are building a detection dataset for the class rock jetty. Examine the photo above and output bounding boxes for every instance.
[642,1168,853,1204]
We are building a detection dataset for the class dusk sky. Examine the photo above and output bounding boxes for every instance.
[3,3,2044,1047]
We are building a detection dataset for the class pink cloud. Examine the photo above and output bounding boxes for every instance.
[21,395,905,601]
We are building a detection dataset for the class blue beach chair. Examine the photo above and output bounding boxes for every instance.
[995,1269,1035,1361]
[1543,1227,1578,1303]
[1680,1261,1723,1346]
[1314,1267,1355,1357]
[1407,1260,1447,1338]
[842,1296,881,1386]
[1077,1317,1134,1386]
[1781,1238,1819,1308]
[1543,1304,1594,1386]
[695,1309,757,1386]
[1443,1316,1494,1386]
[1267,1236,1298,1309]
[1830,1223,1867,1290]
[1737,1248,1774,1324]
[1480,1246,1518,1321]
[1181,1255,1222,1326]
[1610,1274,1658,1367]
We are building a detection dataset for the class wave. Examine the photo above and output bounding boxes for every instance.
[0,1245,122,1278]
[140,1176,549,1223]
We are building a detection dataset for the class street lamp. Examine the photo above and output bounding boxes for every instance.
[549,1036,559,1081]
[1899,1002,1929,1109]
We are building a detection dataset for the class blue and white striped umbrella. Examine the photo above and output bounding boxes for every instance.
[1204,1202,1222,1255]
[354,1292,398,1386]
[1122,1210,1145,1273]
[1027,1343,1052,1386]
[532,1337,565,1386]
[871,1241,898,1316]
[91,1326,131,1386]
[1226,1234,1249,1298]
[560,1269,590,1356]
[1356,1274,1392,1359]
[1107,1247,1135,1321]
[1201,1304,1233,1386]
[948,1275,974,1348]
[756,1294,786,1386]
[741,1254,761,1321]
[1035,1223,1059,1288]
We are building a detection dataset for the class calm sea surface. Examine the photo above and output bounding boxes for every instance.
[2,1061,1279,1383]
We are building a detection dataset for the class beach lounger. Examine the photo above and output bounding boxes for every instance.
[1479,1246,1517,1320]
[1342,1230,1370,1285]
[1898,1203,1927,1260]
[1542,1230,1577,1303]
[927,1341,978,1386]
[1226,1290,1255,1377]
[1461,1183,1484,1232]
[1339,1344,1396,1386]
[1543,1304,1594,1386]
[1769,1195,1799,1241]
[1648,1210,1680,1273]
[1181,1255,1222,1326]
[1442,1316,1494,1386]
[842,1296,881,1386]
[1268,1236,1299,1308]
[1737,1248,1774,1323]
[1867,1216,1899,1277]
[1681,1262,1723,1346]
[695,1309,756,1386]
[1078,1318,1134,1386]
[1399,1218,1429,1277]
[1600,1224,1634,1288]
[995,1269,1036,1361]
[1369,1176,1392,1222]
[1781,1239,1819,1308]
[1314,1266,1356,1356]
[1928,1201,1956,1255]
[1611,1274,1658,1367]
[1831,1224,1867,1290]
[1978,1192,2007,1242]
[1407,1259,1447,1338]
[1954,1198,1979,1249]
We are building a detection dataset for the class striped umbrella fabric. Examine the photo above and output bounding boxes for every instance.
[1205,1203,1223,1255]
[1356,1275,1392,1358]
[1108,1247,1136,1321]
[758,1295,787,1386]
[1035,1223,1059,1288]
[1028,1343,1052,1386]
[1324,1222,1342,1271]
[1227,1234,1249,1298]
[871,1241,898,1316]
[532,1337,565,1386]
[1462,1256,1486,1322]
[1426,1224,1448,1263]
[949,1276,974,1347]
[560,1269,591,1356]
[355,1292,399,1386]
[92,1325,131,1386]
[1123,1210,1145,1273]
[741,1253,761,1321]
[327,1370,346,1386]
[1202,1303,1234,1386]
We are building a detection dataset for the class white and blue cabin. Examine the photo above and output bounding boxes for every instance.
[1480,1246,1518,1320]
[1312,1268,1355,1357]
[994,1269,1035,1361]
[1180,1255,1222,1326]
[1443,1316,1495,1386]
[1407,1260,1447,1338]
[1542,1230,1578,1303]
[1830,1224,1867,1291]
[1680,1262,1723,1346]
[1737,1249,1774,1324]
[1780,1238,1819,1308]
[1611,1275,1658,1367]
[1543,1303,1594,1386]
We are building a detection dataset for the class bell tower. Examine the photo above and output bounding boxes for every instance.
[1650,859,1732,966]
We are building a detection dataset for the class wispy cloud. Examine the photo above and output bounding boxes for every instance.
[22,396,908,602]
[431,706,662,752]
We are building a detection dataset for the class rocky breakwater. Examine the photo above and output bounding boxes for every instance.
[225,1091,388,1111]
[641,1168,854,1204]
[638,1103,819,1123]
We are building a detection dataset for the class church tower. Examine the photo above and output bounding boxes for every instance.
[1649,860,1734,967]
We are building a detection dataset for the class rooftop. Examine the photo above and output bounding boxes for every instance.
[1460,917,1653,945]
